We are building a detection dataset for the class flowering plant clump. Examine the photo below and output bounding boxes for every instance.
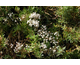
[29,12,40,19]
[0,6,79,59]
[14,42,23,53]
[27,19,39,27]
[27,12,40,28]
[37,25,65,57]
[27,12,65,58]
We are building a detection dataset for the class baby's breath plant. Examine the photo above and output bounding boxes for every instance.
[1,6,79,59]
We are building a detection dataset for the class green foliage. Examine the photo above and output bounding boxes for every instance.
[56,46,66,57]
[0,6,80,59]
[56,6,80,26]
[3,54,12,59]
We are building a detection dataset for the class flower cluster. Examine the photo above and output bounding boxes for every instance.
[37,25,59,45]
[14,42,23,53]
[8,12,13,17]
[27,12,40,28]
[27,19,39,27]
[40,42,47,49]
[3,12,22,24]
[10,43,14,48]
[37,25,60,56]
[29,12,40,19]
[27,12,61,56]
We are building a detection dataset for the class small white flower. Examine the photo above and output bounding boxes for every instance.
[53,41,56,44]
[25,44,28,48]
[10,43,14,48]
[27,19,32,24]
[45,35,48,39]
[27,19,39,27]
[54,32,59,36]
[49,47,52,49]
[42,35,45,38]
[4,19,7,22]
[29,23,32,27]
[22,15,25,19]
[53,49,56,53]
[38,30,41,32]
[15,20,17,22]
[54,32,57,35]
[8,12,13,17]
[42,31,45,34]
[33,20,39,27]
[49,36,52,40]
[19,18,22,21]
[35,23,39,27]
[29,12,40,19]
[40,43,47,49]
[14,42,23,53]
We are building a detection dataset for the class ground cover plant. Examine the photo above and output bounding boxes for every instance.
[0,6,80,59]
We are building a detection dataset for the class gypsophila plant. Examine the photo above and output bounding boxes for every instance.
[0,6,79,59]
[26,12,65,58]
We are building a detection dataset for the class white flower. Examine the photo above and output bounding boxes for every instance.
[38,30,41,32]
[32,20,39,27]
[29,12,40,19]
[25,44,28,48]
[21,15,25,19]
[45,35,48,39]
[29,12,36,18]
[14,42,23,53]
[42,35,45,38]
[22,16,25,19]
[49,47,52,49]
[54,32,59,36]
[42,25,46,28]
[15,20,17,22]
[14,49,19,53]
[10,43,14,48]
[27,19,39,27]
[8,12,13,17]
[29,23,33,27]
[53,41,56,44]
[49,36,52,40]
[27,19,32,24]
[40,43,47,49]
[42,31,45,34]
[53,49,56,53]
[4,19,7,22]
[19,18,22,21]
